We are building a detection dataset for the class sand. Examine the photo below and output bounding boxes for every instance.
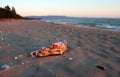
[0,19,120,77]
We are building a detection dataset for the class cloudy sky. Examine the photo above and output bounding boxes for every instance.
[0,0,120,18]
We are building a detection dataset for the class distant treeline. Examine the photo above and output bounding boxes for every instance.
[0,5,24,19]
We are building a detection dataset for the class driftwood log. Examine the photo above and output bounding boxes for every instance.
[30,41,67,57]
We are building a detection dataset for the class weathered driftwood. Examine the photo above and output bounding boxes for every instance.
[30,41,67,57]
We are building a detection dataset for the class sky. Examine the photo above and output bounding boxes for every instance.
[0,0,120,18]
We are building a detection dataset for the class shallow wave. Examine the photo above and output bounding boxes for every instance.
[43,18,120,31]
[95,24,118,30]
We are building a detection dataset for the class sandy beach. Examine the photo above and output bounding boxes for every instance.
[0,19,120,77]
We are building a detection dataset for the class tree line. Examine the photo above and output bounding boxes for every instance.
[0,5,24,19]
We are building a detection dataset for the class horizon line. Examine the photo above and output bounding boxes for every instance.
[24,15,120,19]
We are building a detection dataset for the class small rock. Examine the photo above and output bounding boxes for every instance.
[8,44,10,46]
[96,65,106,71]
[14,57,18,60]
[1,64,10,69]
[18,54,23,58]
[68,57,73,61]
[48,69,52,72]
[1,37,4,41]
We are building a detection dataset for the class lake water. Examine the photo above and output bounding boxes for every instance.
[42,18,120,31]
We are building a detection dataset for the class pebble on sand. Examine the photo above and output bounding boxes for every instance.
[1,64,10,69]
[96,65,106,71]
[48,69,52,72]
[1,37,4,41]
[68,57,73,60]
[8,44,10,46]
[18,54,23,58]
[14,57,18,60]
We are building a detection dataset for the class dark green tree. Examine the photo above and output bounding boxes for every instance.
[11,7,16,14]
[5,5,11,11]
[11,7,17,18]
[4,5,11,18]
[0,7,6,18]
[0,5,24,19]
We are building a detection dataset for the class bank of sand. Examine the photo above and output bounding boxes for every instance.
[0,19,120,77]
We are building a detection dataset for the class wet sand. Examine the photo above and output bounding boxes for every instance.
[0,19,120,77]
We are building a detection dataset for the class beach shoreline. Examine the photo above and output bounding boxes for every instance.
[0,19,120,77]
